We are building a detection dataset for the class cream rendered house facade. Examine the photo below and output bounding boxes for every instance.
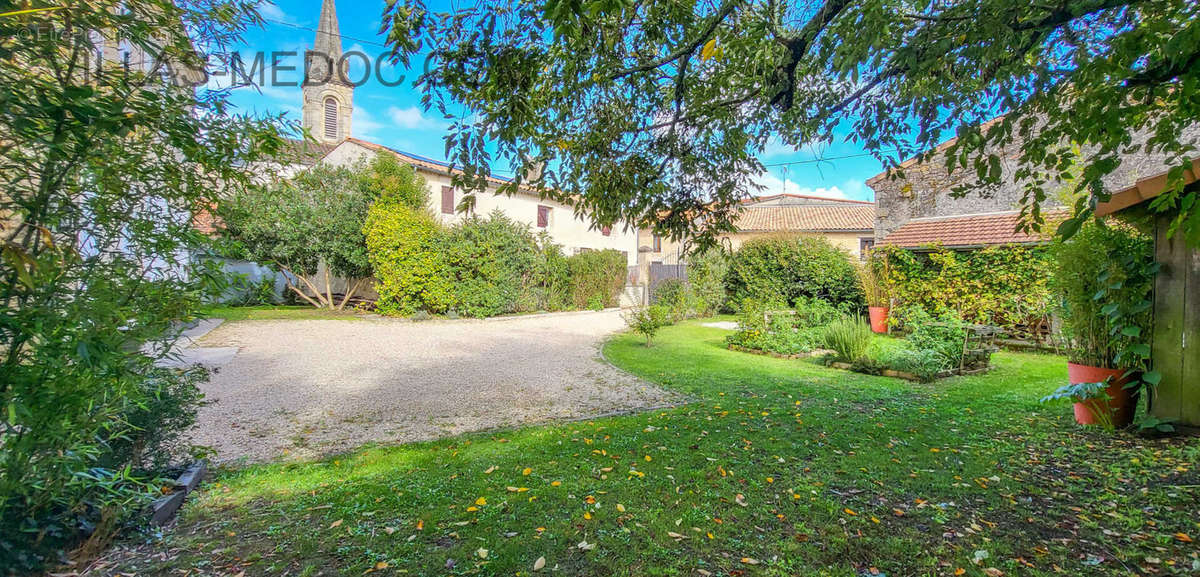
[320,139,639,266]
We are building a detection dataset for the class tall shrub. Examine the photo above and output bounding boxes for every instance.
[1048,221,1155,369]
[567,250,628,309]
[686,247,731,316]
[527,233,572,312]
[0,1,278,569]
[726,236,863,309]
[219,159,380,309]
[363,168,456,316]
[442,212,540,318]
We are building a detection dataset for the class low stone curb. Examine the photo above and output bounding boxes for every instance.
[149,460,207,526]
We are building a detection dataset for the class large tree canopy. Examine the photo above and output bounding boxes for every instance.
[383,0,1200,244]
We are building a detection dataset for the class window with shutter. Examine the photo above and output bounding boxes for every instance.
[441,186,454,214]
[652,235,662,252]
[537,205,551,228]
[323,97,339,140]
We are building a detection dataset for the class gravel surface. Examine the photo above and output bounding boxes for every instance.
[189,310,679,464]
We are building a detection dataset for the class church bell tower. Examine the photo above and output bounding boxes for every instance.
[302,0,353,144]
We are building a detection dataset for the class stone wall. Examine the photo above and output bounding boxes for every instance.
[869,123,1200,242]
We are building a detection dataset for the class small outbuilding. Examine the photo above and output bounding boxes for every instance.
[1097,159,1200,428]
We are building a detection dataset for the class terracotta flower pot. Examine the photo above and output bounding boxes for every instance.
[868,306,890,334]
[1067,362,1137,427]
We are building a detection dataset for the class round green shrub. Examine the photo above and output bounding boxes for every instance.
[726,236,863,310]
[442,212,539,318]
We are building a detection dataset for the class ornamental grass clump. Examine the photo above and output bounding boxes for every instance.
[822,316,873,362]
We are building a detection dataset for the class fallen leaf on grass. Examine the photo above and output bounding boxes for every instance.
[1175,532,1193,543]
[484,466,496,474]
[984,569,1004,577]
[533,556,546,571]
[476,548,488,559]
[329,519,344,529]
[740,557,759,565]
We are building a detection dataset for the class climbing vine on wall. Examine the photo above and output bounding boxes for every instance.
[875,244,1053,336]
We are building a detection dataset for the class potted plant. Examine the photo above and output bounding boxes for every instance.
[1046,221,1156,428]
[859,255,890,334]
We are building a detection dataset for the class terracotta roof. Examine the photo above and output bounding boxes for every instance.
[342,138,525,190]
[881,210,1066,249]
[733,204,875,232]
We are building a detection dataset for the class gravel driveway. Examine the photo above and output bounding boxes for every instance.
[188,310,678,464]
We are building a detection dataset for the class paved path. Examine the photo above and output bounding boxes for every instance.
[187,310,678,464]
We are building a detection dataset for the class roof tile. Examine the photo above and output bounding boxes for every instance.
[881,211,1065,248]
[733,204,875,232]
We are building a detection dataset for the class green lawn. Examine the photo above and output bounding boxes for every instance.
[200,305,370,322]
[116,322,1198,576]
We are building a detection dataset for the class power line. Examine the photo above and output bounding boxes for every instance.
[761,149,903,168]
[261,17,393,50]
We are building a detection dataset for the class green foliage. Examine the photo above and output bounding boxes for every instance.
[524,233,572,312]
[367,203,626,317]
[875,244,1053,336]
[727,297,843,355]
[896,305,968,372]
[364,201,454,316]
[224,274,279,307]
[651,278,695,321]
[822,316,873,362]
[622,305,672,346]
[220,154,395,309]
[566,250,627,310]
[686,248,731,316]
[858,255,890,308]
[360,152,430,211]
[441,212,540,318]
[383,0,1200,246]
[0,0,278,569]
[1048,221,1155,370]
[726,236,863,310]
[873,347,946,383]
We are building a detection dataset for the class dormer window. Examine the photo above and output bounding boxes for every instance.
[324,97,339,140]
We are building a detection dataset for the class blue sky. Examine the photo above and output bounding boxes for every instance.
[214,0,884,202]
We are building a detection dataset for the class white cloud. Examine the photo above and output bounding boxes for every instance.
[257,2,296,25]
[353,107,384,140]
[386,106,445,130]
[753,172,849,200]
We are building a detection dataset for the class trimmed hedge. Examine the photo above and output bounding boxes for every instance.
[726,236,863,309]
[567,249,628,309]
[367,199,627,317]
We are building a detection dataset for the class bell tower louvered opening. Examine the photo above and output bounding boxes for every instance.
[324,97,339,140]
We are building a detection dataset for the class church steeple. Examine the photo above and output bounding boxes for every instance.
[302,0,353,144]
[313,0,344,62]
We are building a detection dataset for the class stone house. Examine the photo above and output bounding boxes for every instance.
[869,120,1200,250]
